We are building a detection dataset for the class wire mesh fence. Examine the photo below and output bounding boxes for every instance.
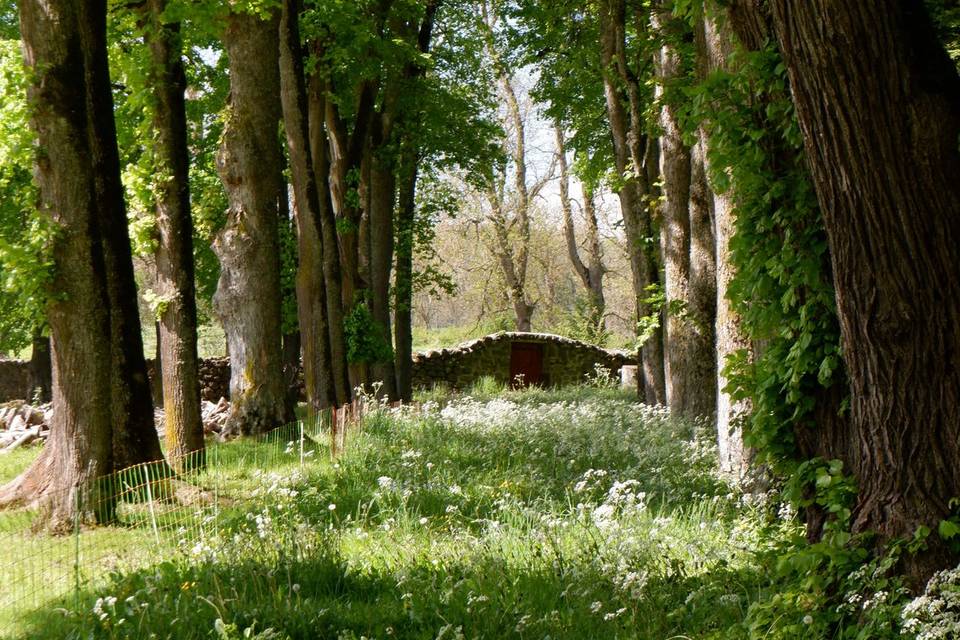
[0,405,359,639]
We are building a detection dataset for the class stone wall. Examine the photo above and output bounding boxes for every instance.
[411,332,636,390]
[0,360,32,402]
[146,358,231,402]
[0,333,635,402]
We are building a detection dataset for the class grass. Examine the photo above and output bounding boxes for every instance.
[0,421,322,637]
[4,383,796,640]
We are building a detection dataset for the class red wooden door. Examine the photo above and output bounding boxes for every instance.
[509,342,544,388]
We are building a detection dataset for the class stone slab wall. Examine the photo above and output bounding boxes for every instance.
[0,333,636,402]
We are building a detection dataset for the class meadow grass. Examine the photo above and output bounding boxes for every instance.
[0,422,324,637]
[4,385,795,640]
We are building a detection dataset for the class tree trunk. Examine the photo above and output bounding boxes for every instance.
[392,1,438,402]
[599,0,665,404]
[653,9,698,416]
[580,186,606,317]
[394,149,418,402]
[555,125,606,334]
[307,76,351,407]
[769,0,960,584]
[367,111,400,401]
[27,326,51,403]
[145,0,204,469]
[701,5,750,476]
[686,138,718,419]
[481,3,538,334]
[152,320,163,406]
[214,9,289,436]
[281,330,301,412]
[325,85,375,311]
[2,0,163,526]
[279,0,335,415]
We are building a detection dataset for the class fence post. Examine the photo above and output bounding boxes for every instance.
[73,484,81,612]
[143,466,161,547]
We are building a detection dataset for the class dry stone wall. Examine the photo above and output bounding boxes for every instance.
[0,333,635,403]
[0,361,31,402]
[411,332,636,390]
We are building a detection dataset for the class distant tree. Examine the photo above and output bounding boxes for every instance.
[554,124,606,337]
[478,0,553,332]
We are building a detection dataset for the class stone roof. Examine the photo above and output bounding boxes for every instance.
[412,331,636,364]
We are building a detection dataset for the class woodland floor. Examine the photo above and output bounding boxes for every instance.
[2,383,798,639]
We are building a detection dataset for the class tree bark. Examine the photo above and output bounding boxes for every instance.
[307,75,351,407]
[687,137,718,419]
[368,143,398,400]
[214,9,290,436]
[279,0,335,414]
[391,1,439,402]
[281,329,302,412]
[700,5,750,476]
[1,0,163,526]
[394,149,418,402]
[653,8,700,417]
[599,0,665,404]
[325,84,376,310]
[145,0,204,469]
[769,0,960,584]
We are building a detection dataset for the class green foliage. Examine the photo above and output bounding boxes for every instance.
[509,0,617,190]
[928,0,960,65]
[561,295,611,347]
[0,39,52,353]
[688,39,844,471]
[107,5,228,311]
[343,301,394,364]
[409,173,458,299]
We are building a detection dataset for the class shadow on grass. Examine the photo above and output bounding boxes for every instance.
[15,530,768,640]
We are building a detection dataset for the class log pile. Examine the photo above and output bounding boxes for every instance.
[0,397,236,454]
[0,400,51,452]
[153,397,232,439]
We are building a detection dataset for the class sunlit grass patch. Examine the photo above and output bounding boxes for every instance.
[14,387,784,640]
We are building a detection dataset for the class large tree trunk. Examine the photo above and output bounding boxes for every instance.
[392,1,438,403]
[145,0,204,470]
[279,0,335,414]
[307,76,351,407]
[2,0,163,527]
[655,6,716,420]
[700,6,749,476]
[214,10,290,436]
[27,327,51,403]
[599,0,665,404]
[768,0,960,584]
[325,85,375,311]
[653,9,699,417]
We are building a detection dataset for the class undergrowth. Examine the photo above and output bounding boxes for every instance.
[13,386,957,639]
